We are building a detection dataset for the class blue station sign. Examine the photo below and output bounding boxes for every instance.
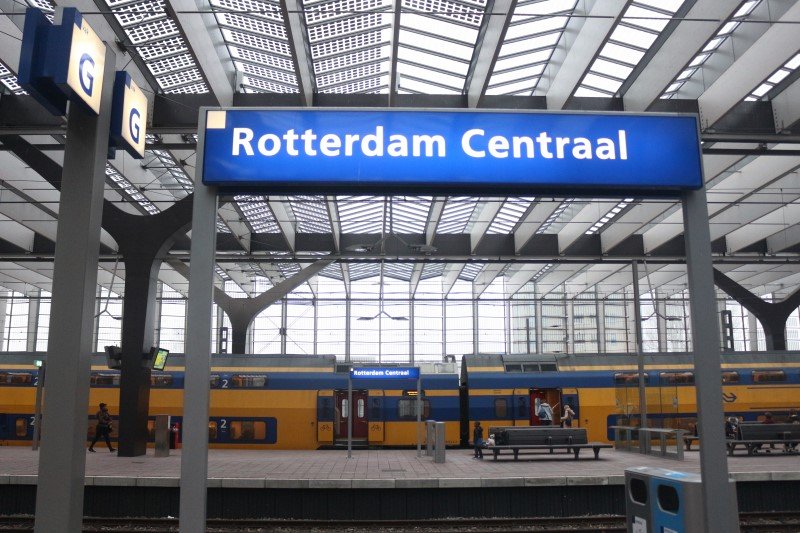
[109,72,148,158]
[350,367,420,380]
[200,109,703,194]
[18,7,106,115]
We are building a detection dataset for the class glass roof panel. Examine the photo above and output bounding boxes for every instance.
[289,196,332,233]
[348,262,381,281]
[338,196,387,233]
[306,0,393,95]
[576,1,687,97]
[487,1,576,96]
[390,197,432,234]
[211,0,298,92]
[397,47,469,75]
[584,199,633,235]
[486,198,535,234]
[397,29,474,60]
[234,195,280,233]
[437,197,478,233]
[744,51,800,101]
[0,61,25,95]
[383,262,414,280]
[100,0,209,93]
[421,263,445,280]
[459,262,484,282]
[590,58,634,80]
[661,1,763,99]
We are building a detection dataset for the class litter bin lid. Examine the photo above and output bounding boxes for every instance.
[625,466,701,483]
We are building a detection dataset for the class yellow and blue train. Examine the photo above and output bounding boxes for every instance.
[1,351,799,449]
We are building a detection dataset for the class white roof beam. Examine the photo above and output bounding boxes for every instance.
[166,0,234,105]
[282,0,316,106]
[533,264,585,297]
[268,198,297,252]
[772,76,800,132]
[557,201,619,252]
[513,201,559,252]
[0,214,35,251]
[698,2,800,127]
[425,198,446,245]
[623,0,740,110]
[442,264,464,297]
[543,0,627,109]
[503,265,545,297]
[465,0,516,107]
[470,200,503,252]
[472,264,505,299]
[726,200,800,253]
[326,196,341,252]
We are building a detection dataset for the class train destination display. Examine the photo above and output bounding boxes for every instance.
[200,109,703,193]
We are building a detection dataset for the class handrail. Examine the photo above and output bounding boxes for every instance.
[610,425,685,460]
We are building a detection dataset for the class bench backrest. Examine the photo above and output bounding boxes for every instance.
[739,423,800,440]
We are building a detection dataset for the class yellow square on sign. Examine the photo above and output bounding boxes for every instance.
[66,18,105,114]
[207,111,227,129]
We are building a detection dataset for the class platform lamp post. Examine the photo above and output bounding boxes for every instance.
[631,261,647,451]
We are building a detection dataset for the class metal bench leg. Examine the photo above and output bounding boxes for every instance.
[513,449,519,460]
[573,448,580,460]
[593,447,600,460]
[493,450,498,460]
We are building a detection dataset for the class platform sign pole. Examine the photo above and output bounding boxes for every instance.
[631,261,647,453]
[416,374,421,457]
[34,44,116,533]
[31,361,45,451]
[682,187,740,533]
[179,110,218,533]
[347,373,352,459]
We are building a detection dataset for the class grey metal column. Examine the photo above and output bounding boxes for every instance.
[280,298,287,355]
[347,373,352,459]
[409,301,414,366]
[631,261,647,432]
[682,188,740,533]
[178,113,218,533]
[26,289,40,352]
[535,299,543,353]
[472,300,479,353]
[416,374,421,457]
[34,46,115,533]
[345,299,351,363]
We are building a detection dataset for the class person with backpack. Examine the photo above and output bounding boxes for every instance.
[88,402,115,453]
[538,401,554,426]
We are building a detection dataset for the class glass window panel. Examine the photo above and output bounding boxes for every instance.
[590,59,634,80]
[494,50,549,71]
[622,5,669,31]
[636,0,684,13]
[582,73,623,93]
[397,29,473,59]
[397,76,461,94]
[503,23,561,45]
[600,42,645,65]
[610,24,658,49]
[767,69,790,85]
[498,40,553,60]
[397,46,468,75]
[485,78,536,95]
[401,15,477,44]
[489,64,546,86]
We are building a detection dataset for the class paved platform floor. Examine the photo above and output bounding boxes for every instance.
[0,446,797,488]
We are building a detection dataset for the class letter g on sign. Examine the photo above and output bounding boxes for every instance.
[78,53,95,96]
[129,108,141,144]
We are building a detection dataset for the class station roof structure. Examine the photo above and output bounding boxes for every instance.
[0,0,799,302]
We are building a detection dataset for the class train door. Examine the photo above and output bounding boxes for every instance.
[334,390,368,442]
[512,389,529,426]
[368,392,384,444]
[562,390,579,427]
[529,388,561,425]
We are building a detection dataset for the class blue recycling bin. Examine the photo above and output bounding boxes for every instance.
[625,466,717,533]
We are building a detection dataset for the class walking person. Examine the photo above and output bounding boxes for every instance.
[561,404,576,428]
[472,421,484,459]
[88,402,116,453]
[538,401,554,426]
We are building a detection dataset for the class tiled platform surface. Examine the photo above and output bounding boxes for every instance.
[1,446,798,489]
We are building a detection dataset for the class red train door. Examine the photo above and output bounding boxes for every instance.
[530,388,561,426]
[334,390,369,441]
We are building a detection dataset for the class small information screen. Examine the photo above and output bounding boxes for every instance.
[152,348,170,371]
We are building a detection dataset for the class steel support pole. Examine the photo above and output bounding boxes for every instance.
[31,362,45,451]
[347,374,352,459]
[178,111,218,533]
[34,46,115,533]
[682,188,740,533]
[416,374,421,457]
[632,261,647,437]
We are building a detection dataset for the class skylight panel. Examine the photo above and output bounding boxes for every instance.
[101,0,209,93]
[535,199,575,234]
[338,196,386,233]
[585,199,633,235]
[0,61,25,95]
[105,166,160,215]
[390,197,432,234]
[459,263,484,282]
[348,263,380,281]
[437,197,478,233]
[397,47,469,74]
[234,195,280,233]
[421,263,445,280]
[744,52,800,101]
[591,59,634,80]
[397,29,474,60]
[661,0,762,99]
[487,198,535,234]
[486,1,577,95]
[577,0,686,97]
[289,196,332,233]
[383,263,414,281]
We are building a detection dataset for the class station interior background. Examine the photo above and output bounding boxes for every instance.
[0,0,799,364]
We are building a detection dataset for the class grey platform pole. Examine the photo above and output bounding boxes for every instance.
[631,261,647,450]
[31,362,45,451]
[416,374,422,457]
[347,373,352,459]
[33,46,116,533]
[179,110,218,533]
[682,187,740,533]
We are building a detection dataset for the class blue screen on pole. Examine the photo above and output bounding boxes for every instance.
[200,109,703,194]
[351,367,420,380]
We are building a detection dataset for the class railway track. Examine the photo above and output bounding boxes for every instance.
[0,512,797,532]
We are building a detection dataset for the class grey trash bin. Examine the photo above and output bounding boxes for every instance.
[625,466,718,533]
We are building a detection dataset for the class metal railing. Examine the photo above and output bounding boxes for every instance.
[611,425,685,460]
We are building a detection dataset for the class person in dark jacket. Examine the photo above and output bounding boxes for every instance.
[88,402,115,453]
[473,421,484,459]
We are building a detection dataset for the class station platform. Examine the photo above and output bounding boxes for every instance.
[1,446,799,519]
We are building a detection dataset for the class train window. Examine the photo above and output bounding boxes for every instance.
[614,372,649,385]
[722,372,739,384]
[494,399,508,418]
[1,372,33,384]
[660,372,694,384]
[357,399,365,418]
[209,375,221,388]
[90,373,120,386]
[505,364,522,372]
[15,418,28,437]
[230,421,266,441]
[370,398,381,419]
[398,398,430,420]
[341,399,349,418]
[150,373,174,387]
[752,370,786,383]
[230,374,268,388]
[540,364,557,372]
[517,397,526,417]
[208,421,218,441]
[522,364,539,372]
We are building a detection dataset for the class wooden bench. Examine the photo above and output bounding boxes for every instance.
[485,427,612,460]
[726,423,800,456]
